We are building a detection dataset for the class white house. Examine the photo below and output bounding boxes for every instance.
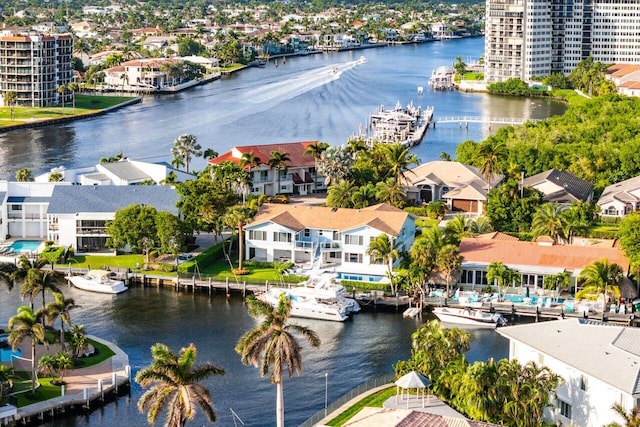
[46,185,179,253]
[597,175,640,218]
[498,319,640,426]
[245,203,416,282]
[606,64,640,97]
[208,141,326,196]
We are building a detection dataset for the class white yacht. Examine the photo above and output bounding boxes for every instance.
[432,307,506,328]
[257,275,360,322]
[66,270,128,294]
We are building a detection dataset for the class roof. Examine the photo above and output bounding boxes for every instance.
[7,196,50,203]
[598,175,640,206]
[208,141,319,168]
[47,186,179,214]
[497,319,640,395]
[348,407,502,427]
[402,161,501,194]
[607,64,640,78]
[522,169,593,203]
[247,203,410,236]
[442,181,487,201]
[395,371,431,389]
[99,161,151,182]
[460,234,629,272]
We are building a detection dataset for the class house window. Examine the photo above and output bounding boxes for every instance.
[579,376,587,391]
[345,253,363,263]
[478,271,488,285]
[522,274,537,287]
[558,399,572,419]
[259,171,268,181]
[303,228,310,238]
[461,270,474,284]
[273,232,291,243]
[333,231,340,241]
[249,230,266,241]
[344,234,363,245]
[279,169,287,179]
[281,185,287,191]
[606,206,617,215]
[11,205,22,211]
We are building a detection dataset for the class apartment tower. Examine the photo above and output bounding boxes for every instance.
[485,0,640,82]
[0,33,73,107]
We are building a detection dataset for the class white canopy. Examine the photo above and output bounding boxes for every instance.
[395,371,431,389]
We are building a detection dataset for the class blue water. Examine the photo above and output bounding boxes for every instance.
[9,240,42,252]
[0,347,21,362]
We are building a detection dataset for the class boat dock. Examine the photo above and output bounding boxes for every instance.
[432,116,541,128]
[354,102,434,148]
[428,66,454,90]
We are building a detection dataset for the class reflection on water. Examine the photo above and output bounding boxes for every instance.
[0,285,507,426]
[0,37,566,179]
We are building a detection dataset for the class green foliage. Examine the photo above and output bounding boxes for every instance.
[425,201,446,219]
[486,181,543,232]
[339,279,390,292]
[542,72,572,89]
[618,212,640,262]
[487,78,544,97]
[106,205,158,253]
[568,57,616,96]
[39,246,65,265]
[177,239,229,274]
[325,386,396,426]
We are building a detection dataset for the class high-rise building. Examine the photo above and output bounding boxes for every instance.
[0,33,73,107]
[485,0,640,83]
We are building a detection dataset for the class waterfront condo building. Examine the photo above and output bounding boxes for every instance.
[485,0,640,82]
[0,33,73,107]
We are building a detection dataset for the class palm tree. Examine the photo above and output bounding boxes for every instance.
[436,244,462,298]
[367,234,399,295]
[236,294,320,427]
[267,151,291,194]
[327,180,356,208]
[444,215,472,243]
[0,365,15,405]
[239,152,262,171]
[203,148,218,160]
[351,183,376,208]
[20,269,61,314]
[304,142,329,189]
[0,262,16,291]
[69,324,89,361]
[383,143,418,184]
[45,292,79,350]
[8,306,46,392]
[171,134,202,173]
[576,259,624,305]
[15,168,34,182]
[560,203,590,244]
[57,84,67,108]
[374,178,406,208]
[223,206,254,271]
[531,203,565,244]
[474,137,506,188]
[136,343,225,427]
[487,262,521,298]
[469,216,493,235]
[606,403,640,427]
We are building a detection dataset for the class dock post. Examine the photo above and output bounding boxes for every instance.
[266,280,269,292]
[175,276,179,291]
[98,379,104,401]
[126,365,131,384]
[112,372,117,393]
[243,281,246,298]
[226,277,229,295]
[208,278,212,296]
[511,304,516,323]
[535,306,540,322]
[84,388,89,408]
[192,276,195,293]
[61,384,65,397]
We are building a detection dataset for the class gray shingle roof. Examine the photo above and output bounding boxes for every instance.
[497,318,640,395]
[523,169,593,203]
[598,176,640,205]
[47,185,179,214]
[7,196,51,203]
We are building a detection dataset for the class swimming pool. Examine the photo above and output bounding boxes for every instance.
[0,347,21,362]
[8,240,42,253]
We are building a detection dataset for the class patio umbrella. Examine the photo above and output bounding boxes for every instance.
[395,371,431,408]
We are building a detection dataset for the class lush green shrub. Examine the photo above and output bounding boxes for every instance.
[426,201,446,219]
[340,279,391,292]
[177,238,231,273]
[404,206,428,217]
[243,260,294,270]
[39,246,66,265]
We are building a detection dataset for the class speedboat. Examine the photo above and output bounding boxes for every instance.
[257,275,360,322]
[66,270,128,294]
[357,56,367,64]
[432,306,506,328]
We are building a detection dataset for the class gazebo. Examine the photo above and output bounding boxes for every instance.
[394,371,431,408]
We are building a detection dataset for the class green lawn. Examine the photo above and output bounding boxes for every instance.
[64,254,145,270]
[551,89,591,106]
[0,95,136,128]
[463,72,484,81]
[416,218,440,228]
[79,338,116,367]
[326,386,396,426]
[201,257,307,284]
[13,377,62,407]
[589,222,619,239]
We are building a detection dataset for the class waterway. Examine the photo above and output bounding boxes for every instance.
[0,37,566,179]
[0,285,509,426]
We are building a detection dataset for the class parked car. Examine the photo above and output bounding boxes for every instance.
[267,194,289,204]
[177,253,194,264]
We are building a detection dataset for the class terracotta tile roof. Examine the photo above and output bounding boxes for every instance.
[460,237,629,272]
[607,64,640,77]
[620,81,640,89]
[476,232,520,241]
[208,141,319,168]
[247,203,410,235]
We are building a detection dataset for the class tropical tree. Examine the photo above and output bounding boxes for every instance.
[486,262,521,298]
[543,271,570,302]
[326,180,356,208]
[444,215,472,243]
[367,234,399,295]
[20,269,61,314]
[351,183,376,208]
[0,365,14,405]
[474,137,506,188]
[267,151,291,193]
[435,244,462,298]
[469,216,493,235]
[136,343,225,427]
[39,351,73,384]
[576,259,624,305]
[44,292,79,350]
[618,212,640,262]
[317,145,353,185]
[171,134,202,173]
[203,148,218,160]
[239,151,262,171]
[0,262,16,291]
[106,204,158,254]
[531,203,565,243]
[374,178,406,208]
[236,294,320,427]
[304,141,329,188]
[8,306,45,392]
[48,171,64,182]
[606,403,640,427]
[57,84,67,108]
[4,90,16,107]
[15,168,34,182]
[382,143,418,184]
[223,205,255,271]
[69,324,89,361]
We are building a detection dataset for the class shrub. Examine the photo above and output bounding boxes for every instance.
[39,246,66,265]
[177,238,232,273]
[340,279,391,293]
[404,206,428,217]
[44,240,54,247]
[148,250,159,261]
[426,201,446,219]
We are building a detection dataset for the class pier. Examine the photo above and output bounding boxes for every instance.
[432,116,540,129]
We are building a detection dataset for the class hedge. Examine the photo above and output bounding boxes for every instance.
[340,279,391,292]
[177,237,232,274]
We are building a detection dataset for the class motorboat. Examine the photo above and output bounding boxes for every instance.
[432,306,506,328]
[66,270,128,294]
[257,275,360,322]
[357,56,367,64]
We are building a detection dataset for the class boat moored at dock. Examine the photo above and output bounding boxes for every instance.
[428,66,454,90]
[66,270,128,294]
[432,306,506,328]
[355,101,434,148]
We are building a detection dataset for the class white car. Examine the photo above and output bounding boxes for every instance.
[177,254,194,264]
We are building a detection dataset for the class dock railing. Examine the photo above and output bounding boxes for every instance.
[300,375,394,427]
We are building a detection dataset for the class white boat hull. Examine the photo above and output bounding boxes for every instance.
[66,270,128,294]
[432,307,505,328]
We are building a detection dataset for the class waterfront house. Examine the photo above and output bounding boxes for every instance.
[498,319,640,426]
[522,169,593,204]
[597,175,640,218]
[46,185,179,253]
[458,232,629,293]
[244,203,415,282]
[402,161,501,214]
[208,141,326,196]
[606,64,640,97]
